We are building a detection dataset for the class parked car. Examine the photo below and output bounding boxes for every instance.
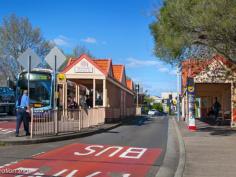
[0,87,16,115]
[148,109,159,116]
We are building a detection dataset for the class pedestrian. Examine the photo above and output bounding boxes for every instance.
[16,90,30,137]
[213,97,221,123]
[68,96,78,109]
[86,95,93,108]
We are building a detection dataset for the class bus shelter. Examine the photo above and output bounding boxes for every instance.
[181,55,236,128]
[61,54,136,123]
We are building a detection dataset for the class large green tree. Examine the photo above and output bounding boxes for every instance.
[150,0,236,63]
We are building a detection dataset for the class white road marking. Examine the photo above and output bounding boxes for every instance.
[3,130,14,134]
[53,169,68,176]
[32,152,45,157]
[85,172,102,177]
[66,170,78,177]
[0,128,15,134]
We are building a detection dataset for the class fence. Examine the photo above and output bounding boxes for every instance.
[30,107,105,138]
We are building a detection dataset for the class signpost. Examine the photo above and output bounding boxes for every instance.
[135,84,139,108]
[45,47,66,135]
[45,47,66,109]
[17,48,41,101]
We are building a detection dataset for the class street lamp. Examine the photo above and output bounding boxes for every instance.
[177,64,181,121]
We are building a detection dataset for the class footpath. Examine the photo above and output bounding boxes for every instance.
[177,118,236,177]
[0,117,121,145]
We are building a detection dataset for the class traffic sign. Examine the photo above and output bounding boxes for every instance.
[45,47,66,70]
[17,48,40,71]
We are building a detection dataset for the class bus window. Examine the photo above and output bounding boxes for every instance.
[17,72,52,108]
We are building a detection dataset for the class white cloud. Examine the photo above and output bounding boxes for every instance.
[126,57,177,76]
[159,67,169,73]
[126,57,161,68]
[82,37,97,44]
[135,80,176,96]
[53,35,70,47]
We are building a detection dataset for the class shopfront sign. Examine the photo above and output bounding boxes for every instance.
[187,77,195,95]
[74,60,93,73]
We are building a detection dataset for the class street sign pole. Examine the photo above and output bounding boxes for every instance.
[28,55,32,100]
[136,84,139,108]
[54,55,57,110]
[18,48,41,100]
[177,65,180,121]
[45,47,66,134]
[45,47,66,110]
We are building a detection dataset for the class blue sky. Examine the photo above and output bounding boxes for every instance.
[0,0,177,96]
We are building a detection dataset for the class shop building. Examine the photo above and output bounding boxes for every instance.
[181,55,236,128]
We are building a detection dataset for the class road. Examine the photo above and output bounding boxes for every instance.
[0,115,16,136]
[0,116,171,177]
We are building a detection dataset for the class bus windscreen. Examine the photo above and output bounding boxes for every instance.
[17,73,52,108]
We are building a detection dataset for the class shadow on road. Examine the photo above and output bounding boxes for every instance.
[121,116,155,126]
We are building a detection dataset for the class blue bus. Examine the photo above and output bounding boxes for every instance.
[16,69,54,111]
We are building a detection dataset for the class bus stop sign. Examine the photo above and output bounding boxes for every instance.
[45,47,66,70]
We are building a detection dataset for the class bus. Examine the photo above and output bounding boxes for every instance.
[16,69,54,111]
[16,68,76,111]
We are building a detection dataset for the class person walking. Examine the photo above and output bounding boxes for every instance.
[16,90,30,137]
[213,97,221,123]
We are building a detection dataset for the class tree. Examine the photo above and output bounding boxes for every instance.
[152,103,163,112]
[69,45,94,58]
[150,0,236,64]
[0,14,53,80]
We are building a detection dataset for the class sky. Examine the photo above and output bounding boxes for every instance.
[0,0,177,96]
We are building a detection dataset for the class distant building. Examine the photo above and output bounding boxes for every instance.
[150,96,162,104]
[161,92,177,114]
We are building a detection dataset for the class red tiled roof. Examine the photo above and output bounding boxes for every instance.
[112,65,124,82]
[181,54,236,88]
[126,80,133,90]
[62,54,107,75]
[93,59,111,76]
[62,54,134,92]
[67,58,77,66]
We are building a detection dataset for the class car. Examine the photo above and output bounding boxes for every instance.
[0,87,16,115]
[148,109,159,116]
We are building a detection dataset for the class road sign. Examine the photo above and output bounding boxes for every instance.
[45,47,66,110]
[17,48,40,71]
[0,143,162,177]
[45,47,66,70]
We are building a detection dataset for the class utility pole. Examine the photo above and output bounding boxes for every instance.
[177,64,181,121]
[136,84,139,108]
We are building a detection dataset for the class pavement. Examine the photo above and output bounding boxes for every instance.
[177,118,236,177]
[0,121,122,145]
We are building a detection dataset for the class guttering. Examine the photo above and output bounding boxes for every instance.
[107,77,135,95]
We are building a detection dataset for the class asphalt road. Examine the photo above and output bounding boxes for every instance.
[0,115,169,177]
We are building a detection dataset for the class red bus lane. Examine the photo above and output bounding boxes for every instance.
[0,121,16,134]
[0,143,162,177]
